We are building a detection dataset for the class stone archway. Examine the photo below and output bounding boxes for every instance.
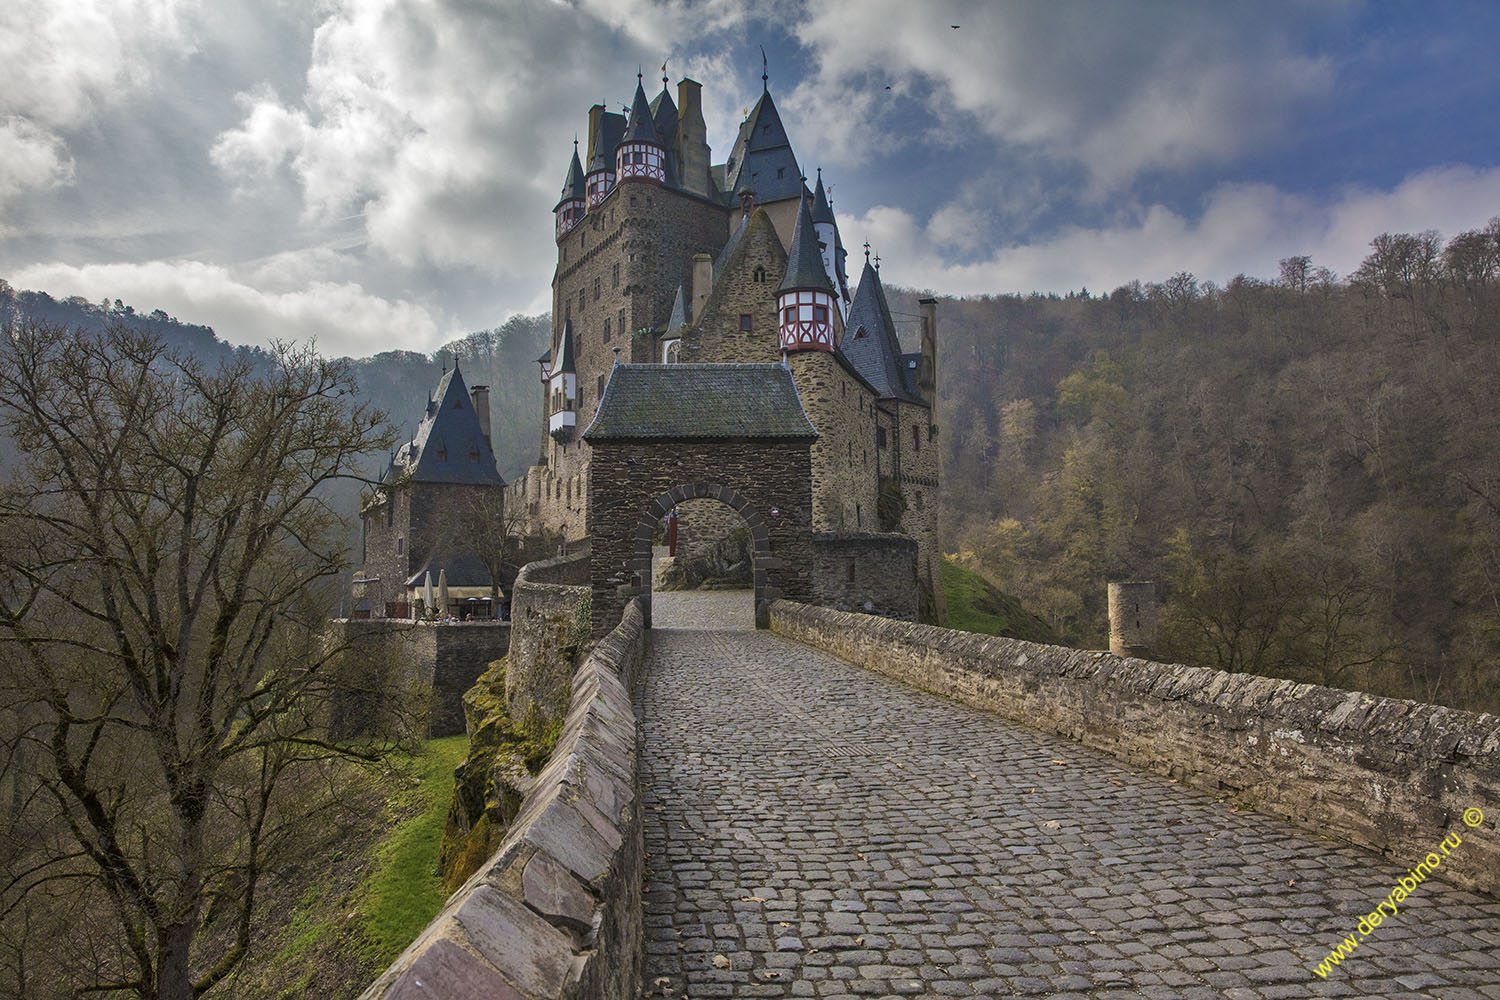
[583,363,819,637]
[633,483,771,627]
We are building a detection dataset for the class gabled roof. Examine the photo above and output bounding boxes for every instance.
[583,364,818,440]
[712,209,753,280]
[553,318,576,375]
[389,361,505,486]
[778,193,834,294]
[723,90,802,205]
[623,78,660,144]
[587,111,626,173]
[840,260,926,405]
[554,145,585,210]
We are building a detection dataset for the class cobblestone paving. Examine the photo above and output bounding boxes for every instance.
[640,595,1500,999]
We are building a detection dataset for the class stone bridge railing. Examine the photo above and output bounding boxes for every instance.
[768,599,1500,896]
[359,596,646,1000]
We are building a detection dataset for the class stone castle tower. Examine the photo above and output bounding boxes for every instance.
[510,68,945,616]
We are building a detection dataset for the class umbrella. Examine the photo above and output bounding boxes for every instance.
[438,568,449,618]
[423,571,434,618]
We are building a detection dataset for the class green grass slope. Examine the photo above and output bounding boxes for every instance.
[942,559,1059,645]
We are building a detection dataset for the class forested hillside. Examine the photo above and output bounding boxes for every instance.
[10,218,1499,713]
[891,221,1500,712]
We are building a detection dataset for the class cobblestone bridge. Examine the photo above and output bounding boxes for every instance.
[641,592,1500,1000]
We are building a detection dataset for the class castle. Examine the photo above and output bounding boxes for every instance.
[357,67,943,619]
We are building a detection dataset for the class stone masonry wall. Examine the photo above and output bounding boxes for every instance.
[788,350,880,533]
[329,620,509,737]
[769,601,1500,895]
[811,532,919,620]
[506,550,592,728]
[671,497,745,566]
[686,208,785,365]
[360,598,647,1000]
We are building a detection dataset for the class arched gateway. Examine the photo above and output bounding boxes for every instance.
[583,363,818,636]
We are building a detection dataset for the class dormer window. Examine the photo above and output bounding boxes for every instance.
[436,448,447,461]
[853,326,867,339]
[753,266,766,283]
[470,449,480,462]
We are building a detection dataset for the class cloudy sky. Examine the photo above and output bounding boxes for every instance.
[2,0,1497,356]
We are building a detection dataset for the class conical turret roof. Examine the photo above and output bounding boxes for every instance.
[811,170,834,224]
[554,146,585,210]
[623,76,661,144]
[555,318,577,374]
[840,259,924,404]
[778,192,834,294]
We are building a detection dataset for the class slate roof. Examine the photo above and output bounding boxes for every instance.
[840,260,926,405]
[722,90,802,205]
[583,364,818,440]
[555,145,585,210]
[667,285,689,331]
[650,83,678,147]
[811,170,834,224]
[713,209,753,280]
[554,318,576,374]
[779,192,834,294]
[388,361,506,486]
[623,78,659,144]
[587,111,626,173]
[405,549,497,590]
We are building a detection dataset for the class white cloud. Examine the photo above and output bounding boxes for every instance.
[848,165,1500,296]
[7,259,448,356]
[786,1,1336,189]
[0,0,199,126]
[0,117,75,206]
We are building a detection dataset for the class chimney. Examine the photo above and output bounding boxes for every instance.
[692,253,712,323]
[676,78,710,197]
[917,297,938,406]
[470,384,491,450]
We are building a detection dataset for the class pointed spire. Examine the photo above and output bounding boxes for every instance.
[667,284,689,331]
[556,143,585,208]
[555,318,577,374]
[779,188,834,294]
[811,168,834,224]
[864,240,871,263]
[761,44,769,92]
[623,74,660,143]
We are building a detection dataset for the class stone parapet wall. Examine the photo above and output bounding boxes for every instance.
[360,599,647,1000]
[811,532,919,621]
[506,548,593,726]
[769,600,1500,895]
[329,620,510,737]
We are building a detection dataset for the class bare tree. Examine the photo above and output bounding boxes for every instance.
[0,321,403,999]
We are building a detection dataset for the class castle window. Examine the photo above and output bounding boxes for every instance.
[855,503,862,528]
[846,561,855,584]
[814,305,829,324]
[397,536,404,555]
[739,313,752,331]
[598,373,605,397]
[603,318,611,342]
[847,441,852,460]
[470,449,479,462]
[777,167,784,179]
[578,288,585,313]
[753,266,766,283]
[877,426,887,449]
[593,276,600,301]
[630,195,638,207]
[618,308,625,333]
[612,263,619,288]
[912,425,920,453]
[436,447,446,461]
